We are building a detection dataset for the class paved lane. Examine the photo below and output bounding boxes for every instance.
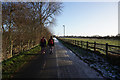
[13,38,103,78]
[13,46,58,78]
[55,38,103,78]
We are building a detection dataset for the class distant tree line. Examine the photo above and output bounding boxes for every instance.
[59,34,120,40]
[2,2,62,60]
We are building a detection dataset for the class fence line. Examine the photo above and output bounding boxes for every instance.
[3,41,37,60]
[58,38,120,56]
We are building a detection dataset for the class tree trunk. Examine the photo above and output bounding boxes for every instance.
[20,41,23,52]
[28,40,30,50]
[10,40,13,57]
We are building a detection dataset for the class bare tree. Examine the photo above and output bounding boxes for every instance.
[2,2,63,60]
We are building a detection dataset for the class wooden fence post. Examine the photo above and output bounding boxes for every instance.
[81,41,82,48]
[76,41,78,46]
[87,41,88,49]
[78,41,80,46]
[77,41,79,46]
[75,40,76,45]
[68,39,70,44]
[72,40,74,44]
[70,40,72,44]
[106,43,108,57]
[74,40,75,45]
[94,42,96,52]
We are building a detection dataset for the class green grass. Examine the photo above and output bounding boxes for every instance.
[63,38,120,46]
[60,38,120,55]
[59,40,95,59]
[2,45,41,79]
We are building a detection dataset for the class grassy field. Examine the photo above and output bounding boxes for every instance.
[60,38,120,55]
[63,38,120,46]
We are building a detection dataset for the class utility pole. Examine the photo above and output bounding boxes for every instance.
[63,25,65,37]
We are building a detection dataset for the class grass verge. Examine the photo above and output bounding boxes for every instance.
[58,39,120,79]
[2,45,41,79]
[59,39,105,59]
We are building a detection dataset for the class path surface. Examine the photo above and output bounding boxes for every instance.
[13,38,103,78]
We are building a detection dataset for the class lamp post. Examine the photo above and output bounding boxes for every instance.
[63,25,65,37]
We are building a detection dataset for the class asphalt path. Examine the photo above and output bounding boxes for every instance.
[13,38,104,79]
